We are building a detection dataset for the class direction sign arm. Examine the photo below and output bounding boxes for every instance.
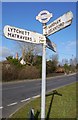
[45,11,73,36]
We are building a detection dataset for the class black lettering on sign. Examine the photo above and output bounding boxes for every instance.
[28,37,30,40]
[25,31,27,35]
[58,19,61,23]
[12,34,15,38]
[21,31,24,35]
[10,28,13,32]
[8,33,12,37]
[25,37,27,40]
[28,32,30,36]
[16,29,19,33]
[30,38,32,41]
[13,28,16,33]
[8,28,10,32]
[18,30,24,35]
[20,36,23,39]
[23,36,25,40]
[17,35,19,38]
[15,34,17,38]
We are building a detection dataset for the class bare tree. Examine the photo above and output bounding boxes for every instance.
[52,54,58,65]
[70,57,77,66]
[61,58,69,66]
[15,41,42,65]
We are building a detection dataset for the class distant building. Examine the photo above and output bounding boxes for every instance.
[20,59,26,65]
[16,53,19,60]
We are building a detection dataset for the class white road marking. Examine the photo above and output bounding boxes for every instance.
[21,98,30,103]
[32,95,40,99]
[0,106,3,109]
[7,102,17,107]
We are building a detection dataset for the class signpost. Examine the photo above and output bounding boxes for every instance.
[36,10,73,119]
[36,10,53,119]
[3,10,73,119]
[4,25,45,44]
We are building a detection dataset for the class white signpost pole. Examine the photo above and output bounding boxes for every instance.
[41,23,46,119]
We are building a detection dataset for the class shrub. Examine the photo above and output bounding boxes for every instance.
[2,62,19,82]
[18,66,40,80]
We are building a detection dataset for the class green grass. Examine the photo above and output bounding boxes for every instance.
[11,82,77,119]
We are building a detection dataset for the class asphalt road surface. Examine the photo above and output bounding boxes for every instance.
[1,73,77,118]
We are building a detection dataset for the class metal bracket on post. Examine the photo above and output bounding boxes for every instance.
[43,23,47,36]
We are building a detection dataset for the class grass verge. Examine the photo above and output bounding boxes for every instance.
[10,82,77,119]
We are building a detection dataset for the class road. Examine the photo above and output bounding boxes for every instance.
[1,73,77,118]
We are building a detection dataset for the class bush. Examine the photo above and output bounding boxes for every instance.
[18,66,40,80]
[46,60,57,74]
[2,60,41,81]
[2,62,19,82]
